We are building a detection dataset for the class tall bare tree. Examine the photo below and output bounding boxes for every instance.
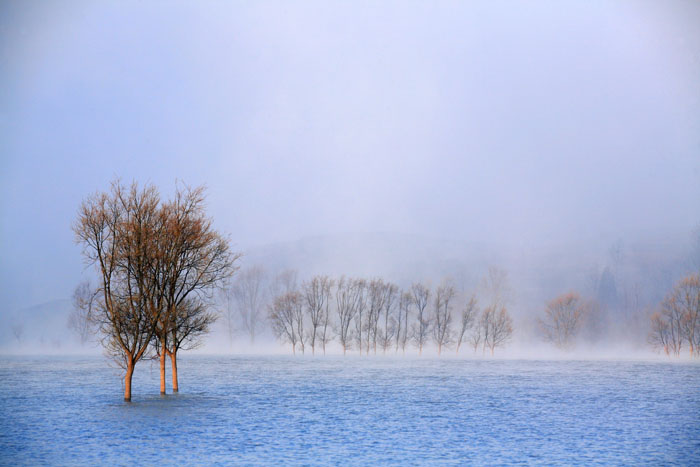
[303,275,333,355]
[379,282,398,353]
[365,279,387,354]
[395,291,411,354]
[269,291,302,354]
[318,277,335,355]
[74,181,167,401]
[294,290,306,354]
[410,282,431,355]
[539,292,587,350]
[226,265,268,345]
[481,306,513,356]
[334,277,357,354]
[649,310,672,356]
[456,295,477,354]
[432,281,456,355]
[154,184,237,394]
[650,274,700,357]
[68,281,98,345]
[353,279,368,353]
[650,296,684,356]
[75,181,236,400]
[676,275,700,357]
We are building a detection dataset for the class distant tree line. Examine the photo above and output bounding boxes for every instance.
[223,266,515,356]
[72,180,238,401]
[224,264,700,359]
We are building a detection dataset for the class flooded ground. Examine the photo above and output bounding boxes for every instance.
[1,356,698,465]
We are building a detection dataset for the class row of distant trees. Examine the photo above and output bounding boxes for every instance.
[226,267,594,356]
[72,180,238,401]
[648,274,700,357]
[224,265,603,355]
[266,275,514,356]
[223,264,700,358]
[225,262,609,355]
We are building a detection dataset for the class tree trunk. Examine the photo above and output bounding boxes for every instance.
[159,342,167,395]
[170,351,179,393]
[124,360,134,402]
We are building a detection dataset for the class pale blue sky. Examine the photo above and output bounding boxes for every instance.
[1,0,699,312]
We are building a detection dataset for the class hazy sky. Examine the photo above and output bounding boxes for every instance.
[1,0,699,312]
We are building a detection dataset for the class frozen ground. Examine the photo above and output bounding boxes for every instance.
[0,356,698,465]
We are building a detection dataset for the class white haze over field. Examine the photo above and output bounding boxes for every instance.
[1,1,699,356]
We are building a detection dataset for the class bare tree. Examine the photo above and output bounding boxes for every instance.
[650,274,700,357]
[676,275,700,357]
[74,181,167,401]
[353,279,368,353]
[318,281,334,355]
[74,180,236,400]
[268,269,301,353]
[226,265,268,345]
[395,291,411,354]
[539,292,587,350]
[294,290,306,354]
[432,281,456,355]
[481,306,513,356]
[334,277,358,354]
[649,310,672,356]
[303,275,333,355]
[154,184,238,394]
[410,282,431,355]
[650,296,684,356]
[378,282,398,353]
[365,279,387,354]
[68,281,98,345]
[269,291,302,354]
[456,295,477,354]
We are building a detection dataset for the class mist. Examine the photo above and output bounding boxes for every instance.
[1,1,699,357]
